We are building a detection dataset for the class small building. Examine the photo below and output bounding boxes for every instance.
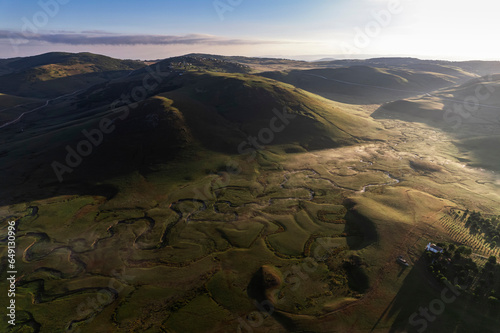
[426,242,444,254]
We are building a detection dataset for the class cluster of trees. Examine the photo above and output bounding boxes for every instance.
[426,243,500,306]
[456,210,500,249]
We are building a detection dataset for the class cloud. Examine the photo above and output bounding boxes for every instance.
[0,30,288,46]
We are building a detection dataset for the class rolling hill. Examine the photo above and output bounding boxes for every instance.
[374,74,500,125]
[312,57,500,76]
[373,74,500,171]
[259,65,478,104]
[0,56,384,203]
[0,52,146,99]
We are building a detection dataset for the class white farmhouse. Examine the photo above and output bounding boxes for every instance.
[426,242,444,254]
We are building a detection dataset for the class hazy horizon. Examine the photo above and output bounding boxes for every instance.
[1,0,499,61]
[3,51,499,63]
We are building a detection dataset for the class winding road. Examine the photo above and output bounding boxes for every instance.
[0,89,85,130]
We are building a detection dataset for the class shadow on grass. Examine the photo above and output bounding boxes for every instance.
[372,255,500,333]
[0,70,139,99]
[0,94,190,206]
[245,267,304,332]
[343,209,379,250]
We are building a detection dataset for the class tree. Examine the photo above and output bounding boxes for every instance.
[488,256,497,265]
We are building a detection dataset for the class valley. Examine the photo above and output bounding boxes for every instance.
[1,53,500,332]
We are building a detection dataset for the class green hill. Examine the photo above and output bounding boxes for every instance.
[0,52,146,98]
[0,63,383,201]
[259,65,476,104]
[376,75,500,124]
[0,93,44,124]
[373,75,500,171]
[155,55,251,73]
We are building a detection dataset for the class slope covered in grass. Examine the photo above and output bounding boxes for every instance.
[373,75,500,172]
[0,52,145,98]
[259,65,476,104]
[0,65,383,203]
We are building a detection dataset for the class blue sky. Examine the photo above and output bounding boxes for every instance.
[1,1,350,35]
[0,0,498,60]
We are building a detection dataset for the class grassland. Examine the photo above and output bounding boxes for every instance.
[0,52,145,98]
[2,120,499,332]
[1,54,500,332]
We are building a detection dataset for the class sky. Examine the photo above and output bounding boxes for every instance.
[0,0,499,61]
